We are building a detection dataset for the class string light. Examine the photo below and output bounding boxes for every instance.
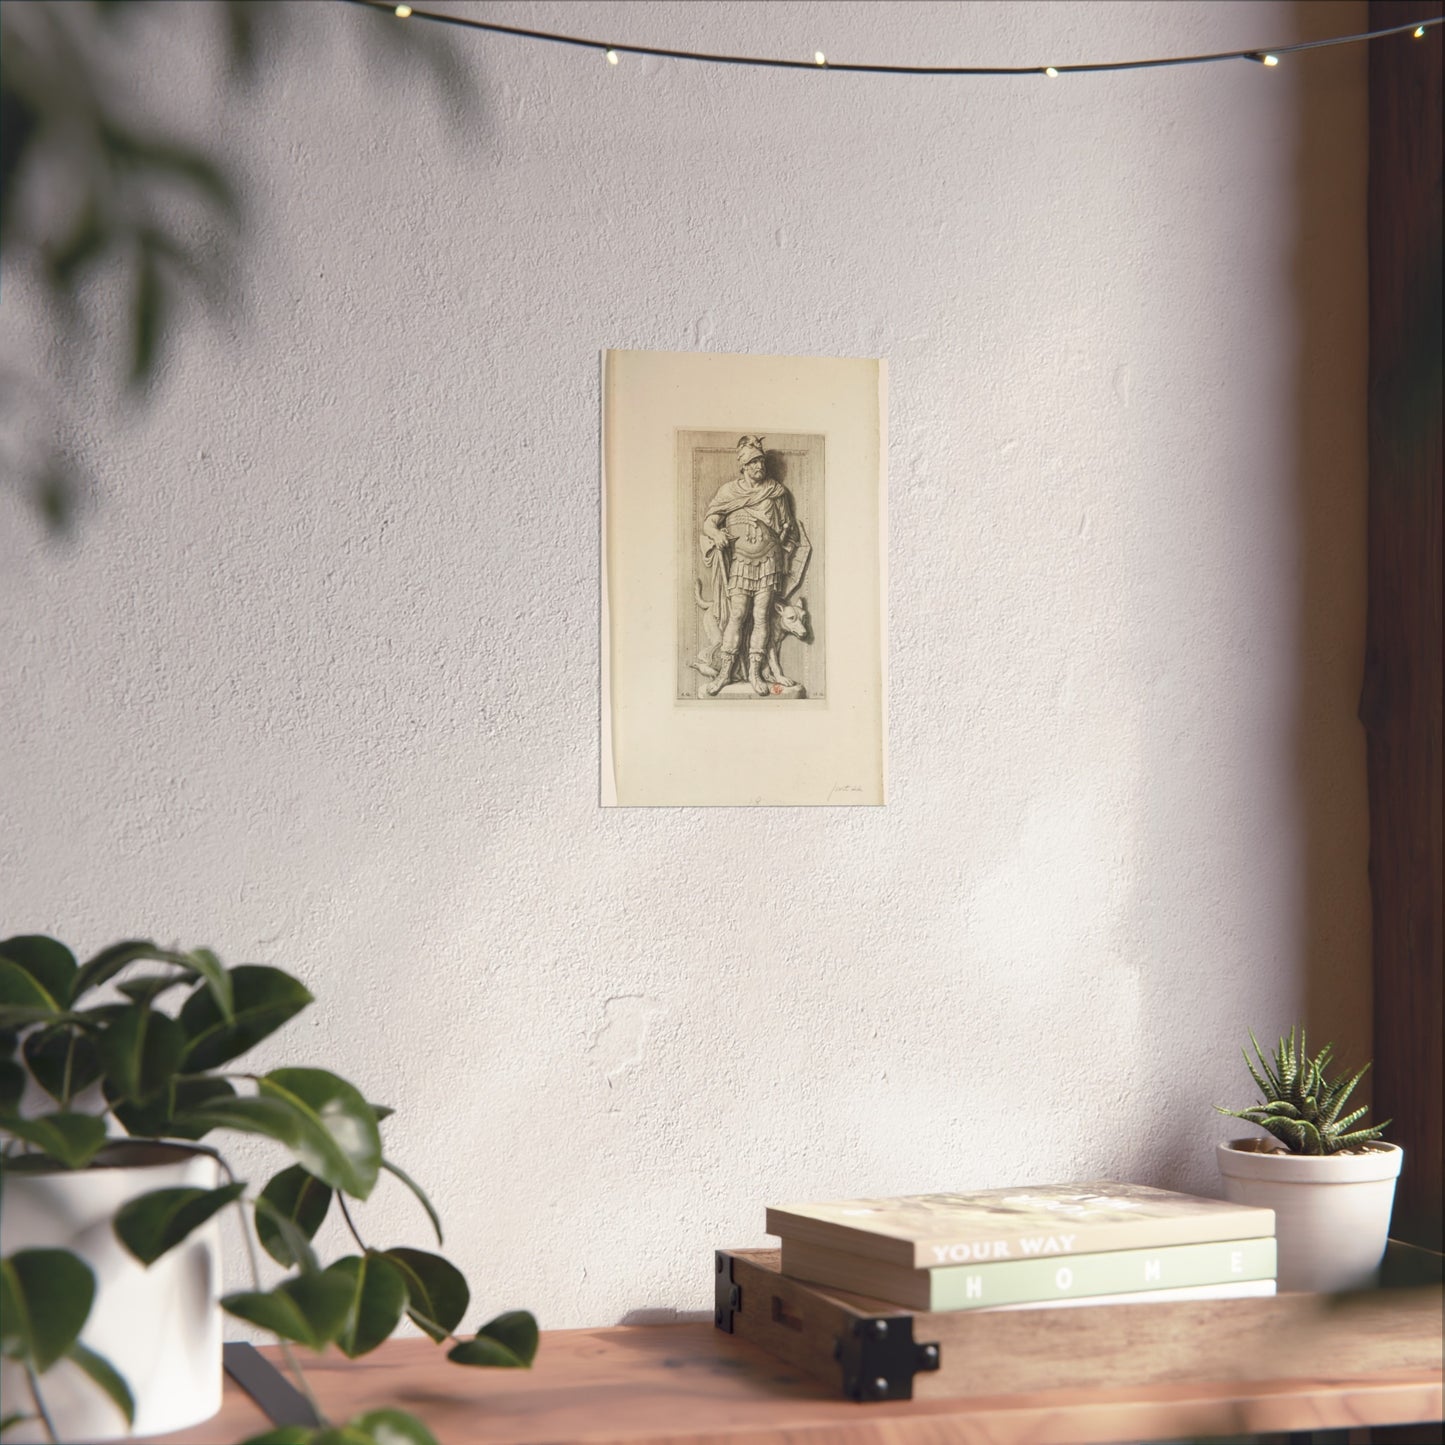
[339,2,1443,78]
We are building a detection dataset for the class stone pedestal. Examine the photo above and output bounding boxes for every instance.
[699,680,806,700]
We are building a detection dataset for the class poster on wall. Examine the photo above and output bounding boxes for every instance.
[602,348,886,807]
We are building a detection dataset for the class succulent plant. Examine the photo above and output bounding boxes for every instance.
[1216,1025,1391,1156]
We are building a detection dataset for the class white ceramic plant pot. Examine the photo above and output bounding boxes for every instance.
[1216,1138,1403,1293]
[0,1141,223,1442]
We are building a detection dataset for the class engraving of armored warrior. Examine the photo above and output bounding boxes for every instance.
[698,436,811,697]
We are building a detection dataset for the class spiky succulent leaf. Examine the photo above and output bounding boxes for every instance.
[1333,1121,1392,1149]
[1243,1045,1273,1102]
[1328,1104,1369,1133]
[1276,1030,1298,1095]
[1218,1027,1389,1156]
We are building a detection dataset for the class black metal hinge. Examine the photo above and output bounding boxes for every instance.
[833,1313,941,1401]
[714,1250,742,1332]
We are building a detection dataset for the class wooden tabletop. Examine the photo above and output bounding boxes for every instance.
[148,1321,1444,1445]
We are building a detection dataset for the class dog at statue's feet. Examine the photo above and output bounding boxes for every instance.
[690,581,811,694]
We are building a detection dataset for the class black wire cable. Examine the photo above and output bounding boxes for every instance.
[337,1,1441,77]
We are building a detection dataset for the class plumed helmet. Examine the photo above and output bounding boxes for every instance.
[736,435,765,467]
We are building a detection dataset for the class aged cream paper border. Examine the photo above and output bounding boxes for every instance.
[602,349,886,807]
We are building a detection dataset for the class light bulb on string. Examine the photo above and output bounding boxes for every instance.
[339,2,1442,80]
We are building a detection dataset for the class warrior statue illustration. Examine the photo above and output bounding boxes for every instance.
[697,435,811,697]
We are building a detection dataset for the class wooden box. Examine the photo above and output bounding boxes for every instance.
[715,1242,1445,1404]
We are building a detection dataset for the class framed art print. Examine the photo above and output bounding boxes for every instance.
[602,348,886,806]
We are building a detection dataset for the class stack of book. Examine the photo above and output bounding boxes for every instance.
[766,1181,1277,1312]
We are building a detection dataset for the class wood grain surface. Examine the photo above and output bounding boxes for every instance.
[144,1306,1442,1444]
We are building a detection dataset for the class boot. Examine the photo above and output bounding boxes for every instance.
[704,652,737,697]
[748,652,768,695]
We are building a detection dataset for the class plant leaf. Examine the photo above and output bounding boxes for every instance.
[182,948,233,1022]
[380,1158,442,1246]
[23,1026,102,1103]
[0,938,76,1008]
[171,1093,308,1153]
[0,1414,37,1435]
[447,1310,538,1368]
[326,1253,407,1359]
[252,1196,321,1276]
[113,1182,245,1265]
[256,1165,332,1268]
[223,1273,353,1351]
[0,1260,24,1359]
[476,1309,538,1365]
[174,1088,376,1200]
[1332,1121,1392,1151]
[258,1070,381,1201]
[351,1408,441,1445]
[237,1431,315,1445]
[72,941,179,1000]
[97,1005,187,1103]
[179,966,312,1071]
[382,1248,468,1342]
[115,975,191,1008]
[67,1340,135,1426]
[101,125,240,219]
[0,1112,108,1168]
[107,1073,239,1141]
[0,1248,95,1371]
[0,1059,25,1114]
[0,960,60,1026]
[129,237,164,389]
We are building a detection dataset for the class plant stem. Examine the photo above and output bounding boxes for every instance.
[24,1364,57,1444]
[219,1157,327,1428]
[336,1194,367,1253]
[60,1032,76,1109]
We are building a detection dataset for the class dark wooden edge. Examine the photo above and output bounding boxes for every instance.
[222,1342,320,1427]
[719,1248,942,1402]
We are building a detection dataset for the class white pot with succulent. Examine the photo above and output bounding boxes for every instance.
[1215,1026,1401,1294]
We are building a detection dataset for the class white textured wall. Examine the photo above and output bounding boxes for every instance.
[0,1,1370,1331]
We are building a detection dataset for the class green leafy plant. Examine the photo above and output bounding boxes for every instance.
[1216,1025,1391,1156]
[0,935,536,1445]
[2,0,468,532]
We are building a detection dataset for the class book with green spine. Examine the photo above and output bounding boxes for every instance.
[766,1180,1274,1269]
[779,1234,1278,1311]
